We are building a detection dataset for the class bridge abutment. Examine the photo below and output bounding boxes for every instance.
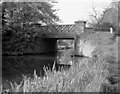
[74,20,86,56]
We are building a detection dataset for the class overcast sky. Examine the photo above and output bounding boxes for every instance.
[54,0,112,24]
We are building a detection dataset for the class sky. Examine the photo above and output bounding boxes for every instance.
[54,0,112,24]
[0,0,113,24]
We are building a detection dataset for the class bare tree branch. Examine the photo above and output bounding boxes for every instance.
[89,3,110,27]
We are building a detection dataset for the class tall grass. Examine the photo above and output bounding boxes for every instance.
[2,56,112,93]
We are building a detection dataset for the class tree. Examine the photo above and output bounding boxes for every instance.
[2,2,60,28]
[100,1,119,34]
[88,3,109,27]
[1,1,60,53]
[2,1,60,38]
[100,22,116,31]
[89,1,119,34]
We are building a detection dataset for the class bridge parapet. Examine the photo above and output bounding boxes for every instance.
[33,20,86,38]
[36,24,75,34]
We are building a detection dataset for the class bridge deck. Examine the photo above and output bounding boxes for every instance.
[43,33,76,39]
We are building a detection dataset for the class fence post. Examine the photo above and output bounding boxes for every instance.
[110,27,113,33]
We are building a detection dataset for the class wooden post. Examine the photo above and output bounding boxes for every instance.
[74,20,86,56]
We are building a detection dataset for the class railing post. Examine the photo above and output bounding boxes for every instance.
[74,20,86,56]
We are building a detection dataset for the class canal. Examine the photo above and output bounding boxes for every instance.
[2,48,74,89]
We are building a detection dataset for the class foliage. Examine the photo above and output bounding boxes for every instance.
[100,22,116,31]
[101,7,118,32]
[89,1,119,34]
[2,2,60,28]
[1,1,60,53]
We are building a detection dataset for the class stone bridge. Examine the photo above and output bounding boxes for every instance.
[24,20,86,55]
[24,20,110,55]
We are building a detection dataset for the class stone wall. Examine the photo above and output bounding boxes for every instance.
[75,32,117,58]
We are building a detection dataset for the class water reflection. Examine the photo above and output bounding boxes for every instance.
[2,54,56,80]
[2,50,74,81]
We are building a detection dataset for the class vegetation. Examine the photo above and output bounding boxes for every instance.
[1,0,119,93]
[89,0,119,35]
[2,1,60,54]
[1,34,119,93]
[2,1,60,28]
[1,55,119,93]
[1,57,109,92]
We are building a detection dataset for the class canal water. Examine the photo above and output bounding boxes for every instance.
[2,54,55,79]
[2,49,73,85]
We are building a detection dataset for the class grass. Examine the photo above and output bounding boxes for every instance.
[1,56,112,93]
[1,33,119,93]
